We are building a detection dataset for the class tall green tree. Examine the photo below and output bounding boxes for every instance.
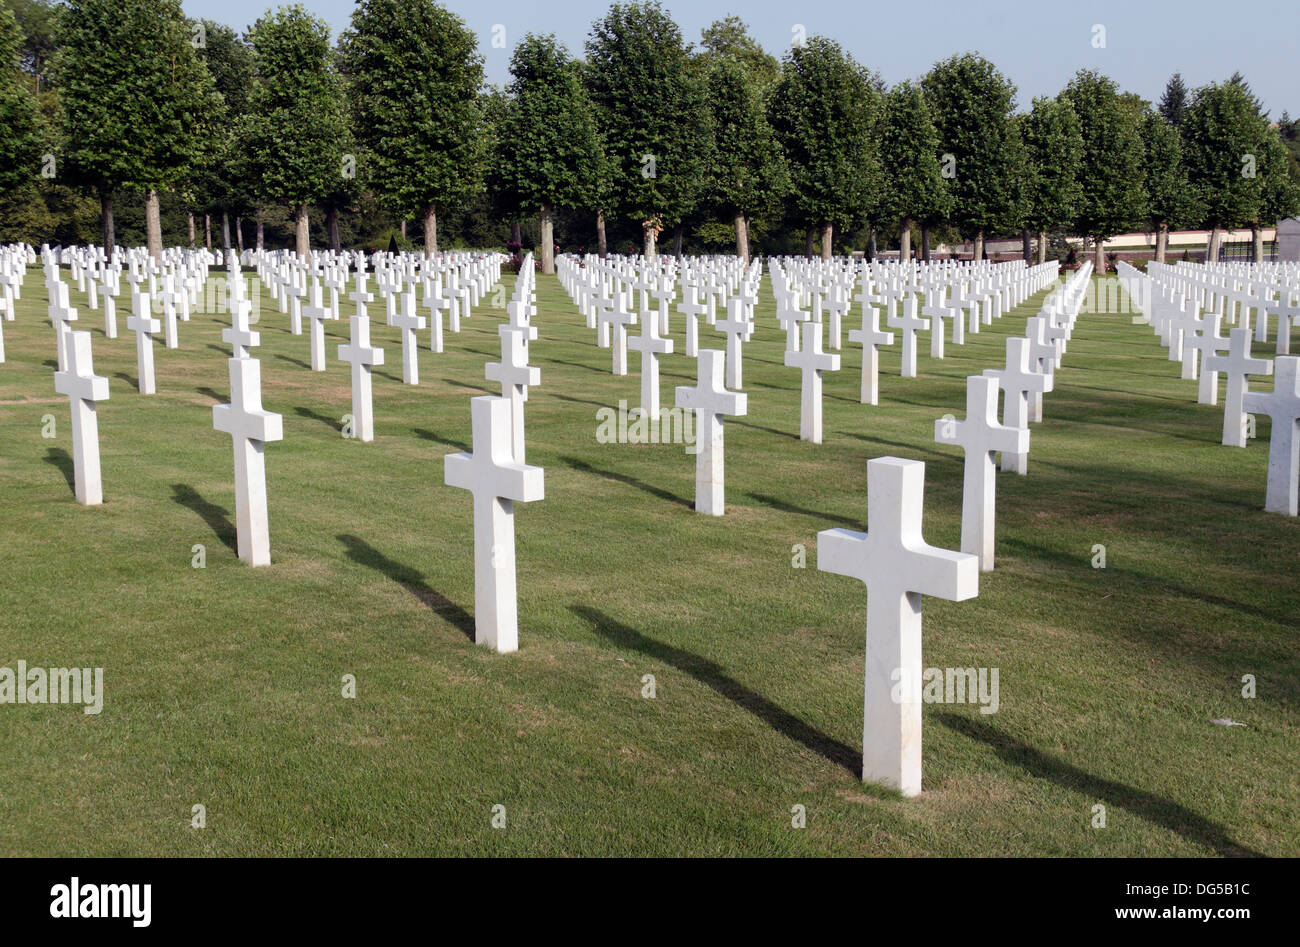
[6,0,57,88]
[1140,110,1194,262]
[703,57,787,262]
[921,53,1019,260]
[1255,128,1300,260]
[1020,95,1084,263]
[339,0,484,255]
[1181,80,1269,260]
[769,37,881,259]
[1059,69,1147,272]
[494,34,604,273]
[880,80,949,261]
[697,16,778,88]
[1158,72,1189,129]
[244,5,348,258]
[584,1,707,257]
[0,4,42,198]
[190,20,256,250]
[54,0,218,256]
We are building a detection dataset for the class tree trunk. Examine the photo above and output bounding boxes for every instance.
[921,226,931,262]
[643,224,657,259]
[734,211,749,264]
[187,211,196,247]
[294,205,310,259]
[539,202,555,274]
[256,218,264,252]
[1037,229,1048,264]
[511,220,522,247]
[204,213,212,251]
[899,217,912,262]
[869,229,878,261]
[424,204,437,256]
[222,210,231,249]
[1207,226,1221,262]
[1093,235,1106,273]
[973,230,984,262]
[1021,228,1031,262]
[328,207,341,252]
[672,224,683,257]
[595,211,606,258]
[101,192,115,254]
[804,226,815,258]
[400,220,406,240]
[145,188,163,261]
[820,221,833,261]
[235,215,244,253]
[1251,224,1263,263]
[1155,223,1168,263]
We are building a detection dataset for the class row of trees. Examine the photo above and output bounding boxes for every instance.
[1,0,1298,272]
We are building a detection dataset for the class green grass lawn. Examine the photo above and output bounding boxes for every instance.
[0,264,1295,856]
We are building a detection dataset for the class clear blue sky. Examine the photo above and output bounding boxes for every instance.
[182,0,1300,118]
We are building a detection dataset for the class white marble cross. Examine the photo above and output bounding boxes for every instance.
[785,319,841,443]
[212,357,283,565]
[607,299,636,376]
[485,327,539,462]
[444,395,545,653]
[1205,328,1272,447]
[847,299,894,405]
[715,296,753,390]
[1188,312,1229,404]
[158,276,180,349]
[223,296,260,359]
[425,278,448,353]
[49,282,78,373]
[935,375,1028,570]
[349,273,374,318]
[675,348,746,515]
[126,291,161,395]
[629,298,674,421]
[394,289,427,385]
[887,295,928,379]
[303,282,331,371]
[1243,355,1300,515]
[678,283,708,358]
[983,337,1050,474]
[338,315,385,442]
[53,330,110,506]
[818,457,979,797]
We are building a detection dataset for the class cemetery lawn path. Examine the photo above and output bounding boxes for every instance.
[0,268,1295,856]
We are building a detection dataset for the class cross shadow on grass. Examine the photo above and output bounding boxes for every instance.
[572,605,862,779]
[337,534,474,640]
[43,447,74,493]
[443,378,495,395]
[412,428,469,451]
[115,372,139,389]
[744,491,860,530]
[935,712,1264,857]
[559,455,693,509]
[171,484,237,553]
[295,406,343,432]
[196,386,225,403]
[276,353,311,371]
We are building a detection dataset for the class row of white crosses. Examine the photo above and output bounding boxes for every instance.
[1121,260,1300,515]
[446,254,543,653]
[816,262,1094,796]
